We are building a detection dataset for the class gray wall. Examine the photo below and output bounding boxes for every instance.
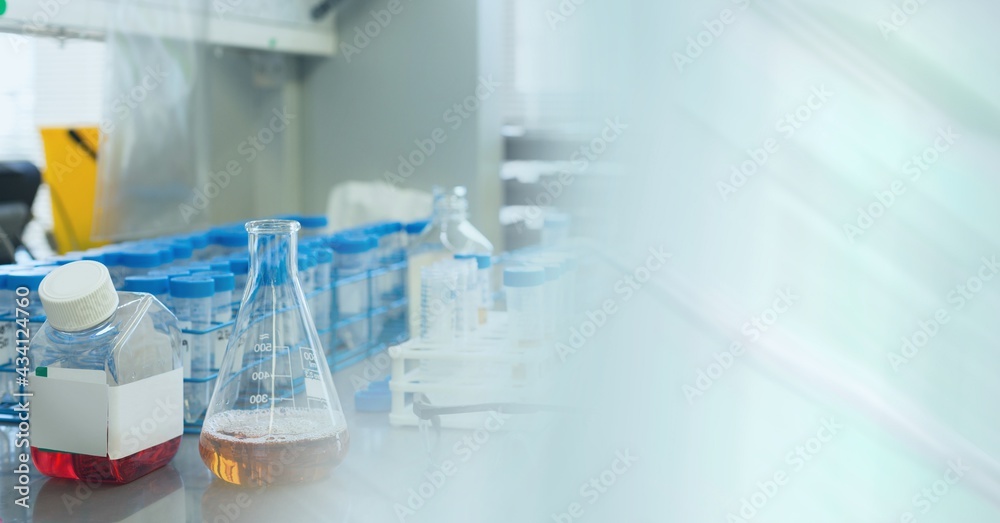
[297,0,504,245]
[204,50,302,225]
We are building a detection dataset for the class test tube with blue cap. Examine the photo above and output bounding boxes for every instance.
[312,247,334,331]
[404,219,431,252]
[169,276,214,331]
[184,263,215,274]
[208,260,232,273]
[199,271,236,324]
[158,244,175,266]
[298,251,315,295]
[170,240,194,265]
[183,232,210,260]
[503,266,546,347]
[100,250,125,288]
[148,267,192,279]
[452,255,479,337]
[1,267,53,395]
[228,255,250,302]
[120,249,162,282]
[331,233,375,352]
[476,254,493,323]
[297,214,329,238]
[383,222,407,303]
[169,275,215,422]
[210,228,249,258]
[124,275,172,310]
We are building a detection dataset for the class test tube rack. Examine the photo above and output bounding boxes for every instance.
[0,261,410,431]
[387,311,550,430]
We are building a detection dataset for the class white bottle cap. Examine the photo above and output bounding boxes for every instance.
[39,261,120,332]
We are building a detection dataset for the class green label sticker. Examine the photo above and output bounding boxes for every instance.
[37,366,47,377]
[0,1,7,16]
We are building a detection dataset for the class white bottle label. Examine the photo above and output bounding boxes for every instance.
[32,367,184,459]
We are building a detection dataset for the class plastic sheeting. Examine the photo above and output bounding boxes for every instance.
[92,0,209,240]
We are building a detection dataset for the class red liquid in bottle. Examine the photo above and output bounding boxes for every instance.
[31,437,181,484]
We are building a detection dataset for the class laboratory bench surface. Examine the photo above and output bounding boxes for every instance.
[0,360,533,523]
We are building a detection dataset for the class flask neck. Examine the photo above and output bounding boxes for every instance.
[246,222,300,286]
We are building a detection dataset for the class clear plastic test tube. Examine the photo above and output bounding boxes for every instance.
[298,252,315,295]
[503,266,546,348]
[200,271,235,323]
[312,248,334,332]
[475,254,493,323]
[184,232,210,260]
[169,276,215,331]
[156,245,175,267]
[229,256,250,302]
[119,250,162,282]
[451,257,479,338]
[123,275,172,309]
[211,228,249,258]
[209,261,232,273]
[331,234,375,350]
[0,268,12,319]
[298,214,329,238]
[170,240,194,265]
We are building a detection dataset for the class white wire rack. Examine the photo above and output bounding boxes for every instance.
[388,312,552,429]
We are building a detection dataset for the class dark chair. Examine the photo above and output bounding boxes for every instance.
[0,161,42,264]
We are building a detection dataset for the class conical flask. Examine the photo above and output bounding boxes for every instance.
[199,220,349,486]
